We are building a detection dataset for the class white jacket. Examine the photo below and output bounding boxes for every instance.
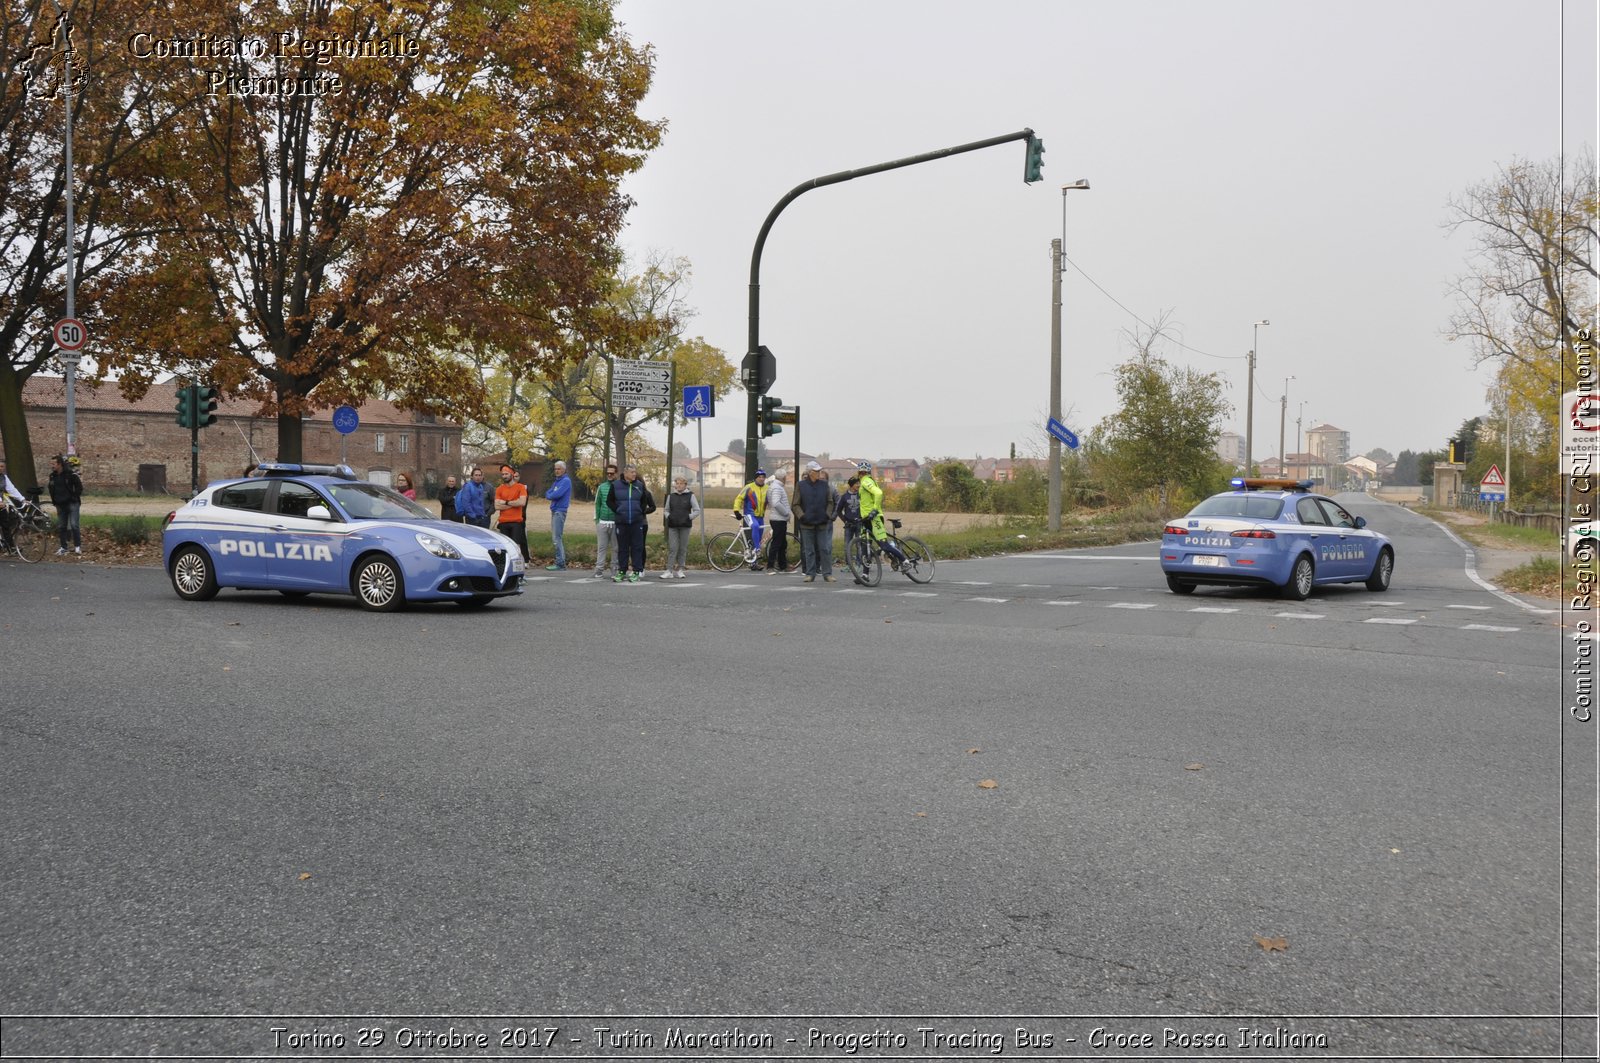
[765,478,792,521]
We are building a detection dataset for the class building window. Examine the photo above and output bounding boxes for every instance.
[439,436,450,455]
[399,434,409,454]
[375,432,386,453]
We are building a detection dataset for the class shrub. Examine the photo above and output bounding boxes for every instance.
[103,515,160,546]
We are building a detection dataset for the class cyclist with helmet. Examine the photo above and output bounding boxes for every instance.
[732,468,770,571]
[855,461,908,569]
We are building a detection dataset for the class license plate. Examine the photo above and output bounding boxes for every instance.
[1193,555,1227,567]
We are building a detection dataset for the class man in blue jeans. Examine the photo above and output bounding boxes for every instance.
[544,460,572,570]
[48,454,83,555]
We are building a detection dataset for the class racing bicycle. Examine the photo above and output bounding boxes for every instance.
[846,517,933,587]
[2,495,54,563]
[705,515,801,573]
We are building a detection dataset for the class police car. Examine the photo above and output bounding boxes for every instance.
[1160,478,1394,599]
[161,464,525,610]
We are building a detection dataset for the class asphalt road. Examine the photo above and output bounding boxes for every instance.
[2,496,1593,1059]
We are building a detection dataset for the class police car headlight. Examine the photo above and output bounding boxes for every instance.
[415,532,462,560]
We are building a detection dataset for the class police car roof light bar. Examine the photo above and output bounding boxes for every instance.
[252,462,359,480]
[1232,477,1316,492]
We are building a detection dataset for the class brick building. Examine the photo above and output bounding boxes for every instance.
[17,376,464,496]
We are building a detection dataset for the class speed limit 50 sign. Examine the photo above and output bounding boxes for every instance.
[53,317,86,352]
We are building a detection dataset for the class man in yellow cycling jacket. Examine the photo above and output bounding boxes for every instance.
[855,461,908,568]
[732,469,769,571]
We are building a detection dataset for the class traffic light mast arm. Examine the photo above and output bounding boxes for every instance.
[744,127,1041,481]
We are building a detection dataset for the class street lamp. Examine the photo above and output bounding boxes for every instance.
[38,0,80,459]
[1278,375,1295,478]
[1243,319,1269,475]
[1048,178,1090,532]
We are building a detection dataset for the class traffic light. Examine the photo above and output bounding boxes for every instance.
[197,386,220,428]
[174,384,195,428]
[1023,134,1045,183]
[760,395,784,437]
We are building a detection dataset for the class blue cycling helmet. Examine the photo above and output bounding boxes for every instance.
[755,468,767,477]
[856,461,872,472]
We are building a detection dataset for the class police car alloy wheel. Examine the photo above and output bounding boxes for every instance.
[171,546,219,601]
[1366,548,1394,592]
[353,555,405,611]
[1282,555,1315,601]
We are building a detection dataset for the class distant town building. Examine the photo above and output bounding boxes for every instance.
[1215,431,1245,470]
[18,375,462,495]
[1305,423,1351,466]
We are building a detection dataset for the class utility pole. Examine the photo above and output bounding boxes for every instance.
[1243,319,1268,475]
[1048,237,1063,531]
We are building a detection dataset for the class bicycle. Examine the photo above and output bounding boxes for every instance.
[2,496,54,563]
[705,516,801,573]
[846,517,934,587]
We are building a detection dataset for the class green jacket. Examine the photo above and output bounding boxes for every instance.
[858,474,884,519]
[595,479,617,522]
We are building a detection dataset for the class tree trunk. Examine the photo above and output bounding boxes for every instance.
[276,395,302,463]
[0,361,40,493]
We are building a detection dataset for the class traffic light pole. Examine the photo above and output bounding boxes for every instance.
[189,382,200,497]
[744,128,1040,483]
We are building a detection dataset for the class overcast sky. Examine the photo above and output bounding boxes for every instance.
[614,0,1596,466]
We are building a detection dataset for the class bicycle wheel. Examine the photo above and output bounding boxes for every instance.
[898,535,935,584]
[847,536,882,587]
[14,519,49,563]
[761,527,802,572]
[706,531,746,573]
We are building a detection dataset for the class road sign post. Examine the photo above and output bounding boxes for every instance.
[1046,416,1079,450]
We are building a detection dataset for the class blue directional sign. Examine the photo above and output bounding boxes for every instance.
[332,405,360,435]
[683,385,714,419]
[1046,416,1079,449]
[1479,492,1505,502]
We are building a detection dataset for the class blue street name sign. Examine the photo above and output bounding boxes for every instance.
[683,385,714,419]
[1046,416,1079,449]
[332,405,360,435]
[1479,492,1505,502]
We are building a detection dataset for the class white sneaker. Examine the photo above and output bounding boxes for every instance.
[677,570,687,579]
[659,571,673,580]
[56,547,66,556]
[73,546,80,555]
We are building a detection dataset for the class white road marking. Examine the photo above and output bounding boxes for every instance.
[1447,604,1493,610]
[1365,617,1418,625]
[1461,624,1521,632]
[1045,600,1084,606]
[968,597,1009,604]
[951,580,992,585]
[1189,606,1239,613]
[899,591,939,597]
[719,583,759,589]
[1275,612,1326,619]
[1108,602,1156,610]
[1427,518,1556,615]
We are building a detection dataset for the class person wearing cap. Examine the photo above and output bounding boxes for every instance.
[855,460,907,570]
[796,461,840,582]
[732,469,769,572]
[494,463,530,562]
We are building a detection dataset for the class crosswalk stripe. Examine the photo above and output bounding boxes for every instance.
[1364,617,1418,625]
[1447,604,1493,610]
[1461,624,1520,632]
[968,597,1009,603]
[1108,602,1156,610]
[1189,606,1239,613]
[1275,612,1326,619]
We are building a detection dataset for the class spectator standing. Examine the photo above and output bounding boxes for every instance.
[839,476,864,583]
[455,466,490,527]
[593,463,619,578]
[439,474,461,522]
[47,454,83,555]
[494,463,529,562]
[659,475,701,579]
[796,460,839,582]
[544,460,572,570]
[0,457,25,551]
[732,469,769,572]
[395,472,417,500]
[765,471,792,574]
[608,464,655,583]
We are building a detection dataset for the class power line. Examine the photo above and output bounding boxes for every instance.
[1060,252,1247,363]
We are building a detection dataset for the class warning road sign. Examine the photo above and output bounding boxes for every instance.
[1480,464,1505,487]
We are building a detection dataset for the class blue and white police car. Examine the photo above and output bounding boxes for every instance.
[1160,478,1394,600]
[162,464,525,611]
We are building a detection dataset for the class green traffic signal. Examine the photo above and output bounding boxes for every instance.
[198,386,220,428]
[1023,134,1045,183]
[174,384,195,428]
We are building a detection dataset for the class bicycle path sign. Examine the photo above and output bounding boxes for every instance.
[683,386,714,418]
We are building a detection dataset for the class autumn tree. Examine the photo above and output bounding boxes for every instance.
[0,0,204,489]
[1088,316,1232,507]
[98,0,662,461]
[464,255,736,475]
[1445,152,1598,500]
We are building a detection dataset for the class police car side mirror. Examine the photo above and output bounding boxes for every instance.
[307,504,334,521]
[1354,516,1367,529]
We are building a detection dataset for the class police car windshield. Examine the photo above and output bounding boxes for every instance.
[325,482,435,521]
[1189,495,1285,520]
